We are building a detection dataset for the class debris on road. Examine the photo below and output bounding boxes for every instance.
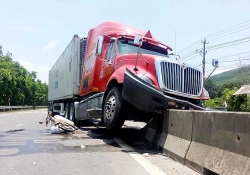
[51,125,65,134]
[80,145,86,149]
[46,112,78,134]
[142,153,150,157]
[33,161,36,166]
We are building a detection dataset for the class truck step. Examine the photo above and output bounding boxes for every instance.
[87,108,102,118]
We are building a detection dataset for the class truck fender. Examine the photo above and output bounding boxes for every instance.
[104,66,136,104]
[106,65,144,86]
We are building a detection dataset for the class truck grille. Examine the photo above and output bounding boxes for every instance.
[160,62,202,95]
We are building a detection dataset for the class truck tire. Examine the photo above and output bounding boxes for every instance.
[64,103,70,119]
[103,87,126,130]
[48,103,53,114]
[69,102,75,122]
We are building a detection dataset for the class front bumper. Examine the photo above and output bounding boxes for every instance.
[122,69,208,113]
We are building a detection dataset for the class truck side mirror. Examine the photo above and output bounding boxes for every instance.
[212,59,219,68]
[96,36,104,56]
[204,59,219,84]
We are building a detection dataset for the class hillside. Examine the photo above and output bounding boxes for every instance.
[210,65,250,87]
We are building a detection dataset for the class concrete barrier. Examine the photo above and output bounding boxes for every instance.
[160,110,193,164]
[186,111,250,174]
[143,109,250,175]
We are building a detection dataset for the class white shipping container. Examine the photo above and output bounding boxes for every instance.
[48,35,82,101]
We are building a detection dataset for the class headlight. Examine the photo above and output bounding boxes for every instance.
[138,75,153,85]
[204,89,209,97]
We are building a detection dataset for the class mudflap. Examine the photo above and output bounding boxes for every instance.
[122,68,208,113]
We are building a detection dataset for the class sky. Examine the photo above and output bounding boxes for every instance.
[0,0,250,84]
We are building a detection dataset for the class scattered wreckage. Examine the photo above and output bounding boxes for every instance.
[46,111,78,133]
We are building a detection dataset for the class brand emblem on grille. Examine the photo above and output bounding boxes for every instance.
[181,63,185,68]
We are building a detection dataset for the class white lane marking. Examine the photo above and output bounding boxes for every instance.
[113,137,166,175]
[17,124,23,126]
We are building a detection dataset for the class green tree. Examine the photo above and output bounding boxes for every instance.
[217,82,239,97]
[0,45,3,56]
[205,97,224,108]
[0,47,48,106]
[220,87,246,111]
[205,79,218,98]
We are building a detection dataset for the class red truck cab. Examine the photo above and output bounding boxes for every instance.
[48,21,209,130]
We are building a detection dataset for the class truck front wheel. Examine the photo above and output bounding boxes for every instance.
[103,87,126,130]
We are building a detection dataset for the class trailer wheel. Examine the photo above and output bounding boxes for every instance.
[69,102,75,122]
[64,103,70,119]
[103,87,126,130]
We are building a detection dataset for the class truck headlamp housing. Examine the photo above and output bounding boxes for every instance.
[138,75,153,86]
[200,88,210,100]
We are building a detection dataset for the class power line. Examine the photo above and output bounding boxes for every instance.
[177,20,250,55]
[207,40,250,51]
[197,58,250,67]
[205,51,250,62]
[177,41,200,54]
[179,44,203,58]
[206,66,240,71]
[181,41,209,60]
[207,36,250,49]
[184,54,199,62]
[181,31,250,59]
[205,58,250,64]
[206,20,250,38]
[207,25,250,40]
[208,26,250,42]
[181,51,198,60]
[182,35,250,60]
[206,63,250,71]
[192,41,250,69]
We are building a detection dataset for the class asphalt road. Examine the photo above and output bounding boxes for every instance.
[0,109,199,175]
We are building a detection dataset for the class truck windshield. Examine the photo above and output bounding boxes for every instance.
[117,38,168,57]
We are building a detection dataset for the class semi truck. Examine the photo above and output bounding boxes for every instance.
[48,21,209,130]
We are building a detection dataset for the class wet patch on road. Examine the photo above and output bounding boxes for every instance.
[0,121,159,158]
[0,127,123,157]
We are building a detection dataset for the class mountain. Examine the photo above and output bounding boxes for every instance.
[209,65,250,88]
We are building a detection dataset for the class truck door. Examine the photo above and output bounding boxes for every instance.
[99,40,116,90]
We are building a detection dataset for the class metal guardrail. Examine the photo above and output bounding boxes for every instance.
[0,106,46,112]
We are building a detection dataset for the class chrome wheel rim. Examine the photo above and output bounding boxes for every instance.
[105,95,116,120]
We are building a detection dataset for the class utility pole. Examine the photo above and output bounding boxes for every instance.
[196,38,209,84]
